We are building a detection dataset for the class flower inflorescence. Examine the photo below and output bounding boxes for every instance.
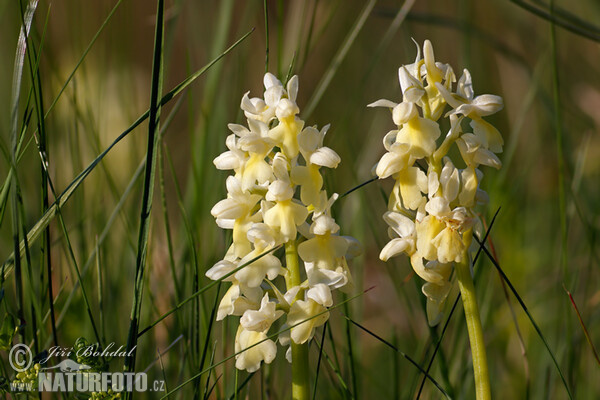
[370,40,504,326]
[207,73,359,372]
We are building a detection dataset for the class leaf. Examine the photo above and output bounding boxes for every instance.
[0,315,16,351]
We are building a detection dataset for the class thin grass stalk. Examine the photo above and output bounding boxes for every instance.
[10,0,39,345]
[303,0,376,119]
[393,333,400,400]
[276,0,284,75]
[312,336,353,399]
[509,0,600,42]
[20,0,45,355]
[343,317,451,399]
[163,142,204,393]
[123,0,165,389]
[300,0,318,69]
[186,0,234,218]
[26,84,105,349]
[158,145,181,303]
[44,0,125,118]
[325,320,343,388]
[564,286,600,366]
[342,300,358,399]
[312,322,327,400]
[427,324,454,397]
[24,2,58,349]
[549,0,568,282]
[95,237,106,345]
[203,344,219,399]
[137,246,281,338]
[1,29,254,276]
[264,0,269,73]
[53,193,103,346]
[472,234,574,399]
[161,289,369,399]
[199,282,222,391]
[485,223,530,398]
[17,183,35,347]
[46,159,144,347]
[549,0,574,390]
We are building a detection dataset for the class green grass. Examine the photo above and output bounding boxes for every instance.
[0,0,599,398]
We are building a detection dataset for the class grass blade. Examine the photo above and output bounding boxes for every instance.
[1,28,254,277]
[549,0,568,281]
[9,0,39,344]
[344,316,451,399]
[137,246,281,338]
[416,208,501,399]
[472,234,573,399]
[303,0,377,119]
[123,0,166,384]
[44,0,125,117]
[160,288,373,398]
[312,338,353,399]
[312,322,328,400]
[509,0,600,42]
[563,286,600,366]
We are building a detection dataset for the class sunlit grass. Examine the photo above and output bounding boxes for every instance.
[0,0,599,398]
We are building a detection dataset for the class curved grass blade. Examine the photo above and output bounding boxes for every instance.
[44,0,125,117]
[9,0,39,343]
[340,177,377,199]
[159,288,373,398]
[48,93,185,346]
[137,245,281,338]
[20,0,57,350]
[416,208,500,399]
[1,28,254,277]
[344,316,451,399]
[509,0,600,42]
[472,235,573,399]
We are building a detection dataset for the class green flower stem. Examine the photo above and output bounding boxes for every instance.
[455,234,491,400]
[285,240,310,400]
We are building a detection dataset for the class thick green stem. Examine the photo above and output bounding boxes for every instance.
[455,237,491,400]
[285,240,310,400]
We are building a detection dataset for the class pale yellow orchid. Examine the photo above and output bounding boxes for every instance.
[211,72,360,374]
[234,326,277,373]
[240,293,284,332]
[287,299,329,345]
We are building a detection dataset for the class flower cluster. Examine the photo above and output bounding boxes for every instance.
[207,73,359,372]
[11,363,40,392]
[370,40,503,326]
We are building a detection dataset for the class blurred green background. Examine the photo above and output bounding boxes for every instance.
[0,0,599,398]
